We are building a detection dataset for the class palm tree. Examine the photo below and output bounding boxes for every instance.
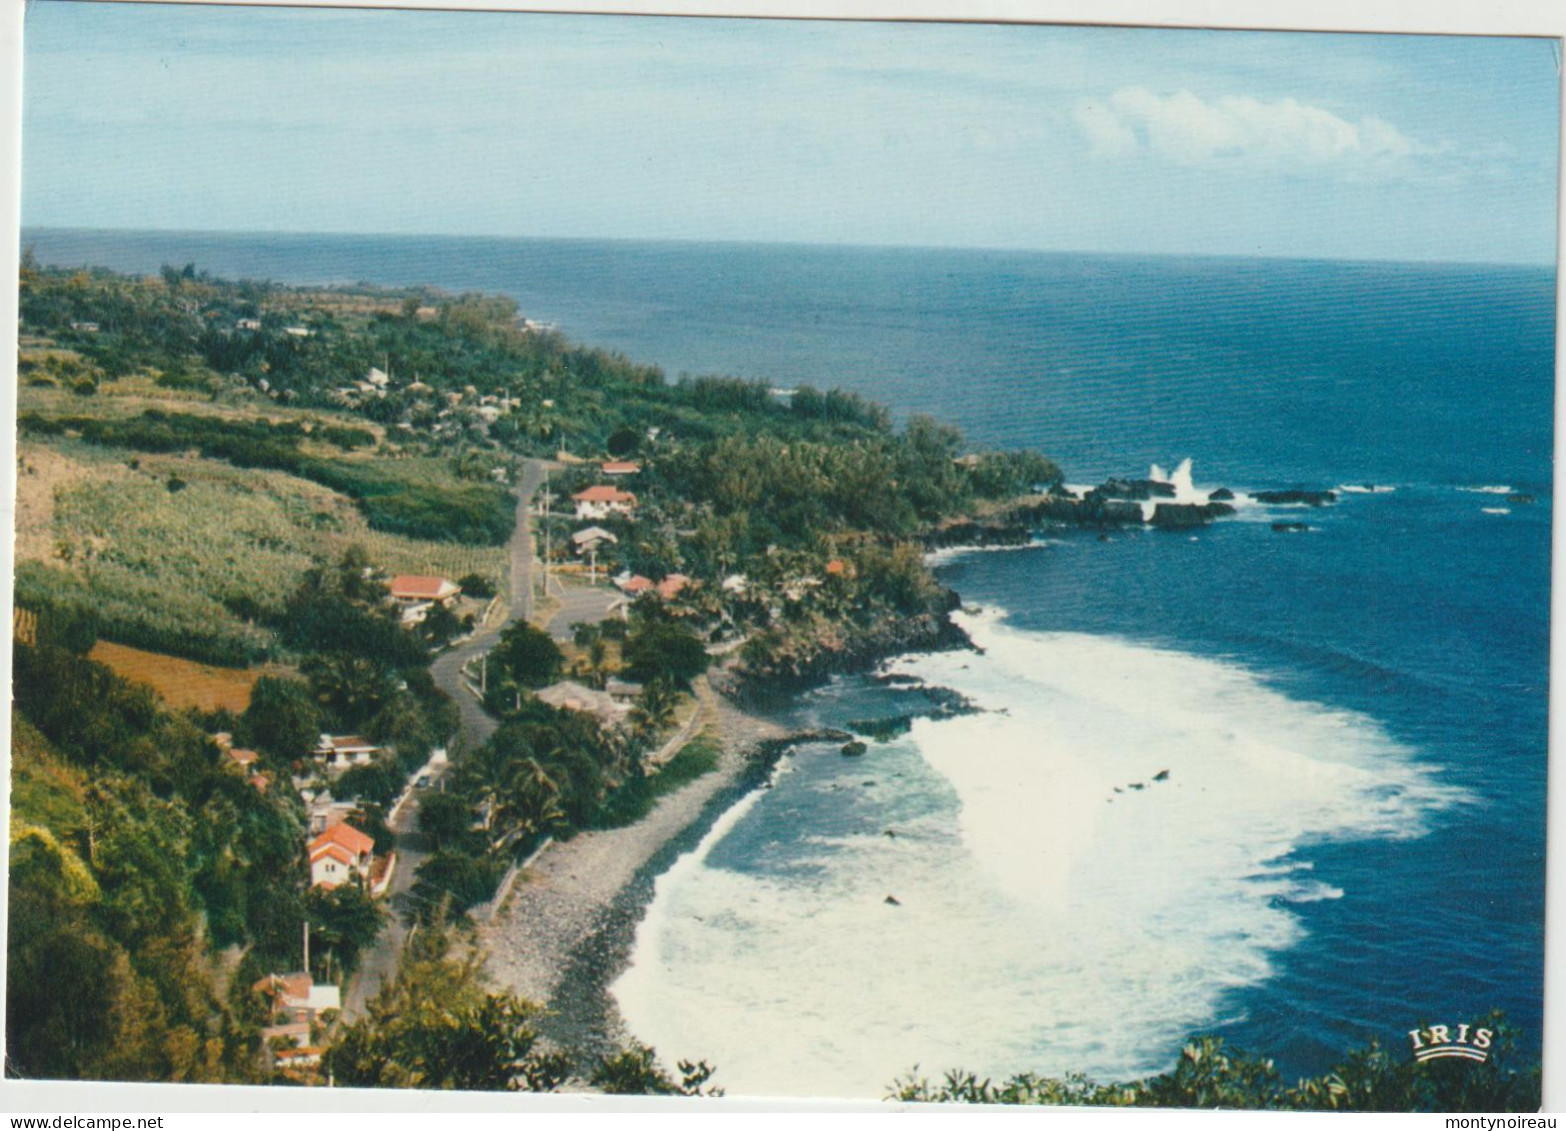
[629,678,680,751]
[495,757,565,851]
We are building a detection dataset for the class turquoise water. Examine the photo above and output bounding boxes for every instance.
[23,230,1555,1095]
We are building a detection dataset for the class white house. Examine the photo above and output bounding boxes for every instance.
[571,526,618,555]
[314,734,380,774]
[573,485,637,520]
[307,822,375,889]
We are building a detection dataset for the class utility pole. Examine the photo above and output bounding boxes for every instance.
[303,921,311,977]
[540,466,551,605]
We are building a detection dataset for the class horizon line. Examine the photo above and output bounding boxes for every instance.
[19,223,1559,273]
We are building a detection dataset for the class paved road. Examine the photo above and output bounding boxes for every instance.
[342,461,546,1020]
[545,583,623,642]
[429,460,548,752]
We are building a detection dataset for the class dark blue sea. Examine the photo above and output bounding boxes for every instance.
[23,229,1555,1097]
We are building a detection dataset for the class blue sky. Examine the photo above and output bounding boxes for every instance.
[19,3,1562,263]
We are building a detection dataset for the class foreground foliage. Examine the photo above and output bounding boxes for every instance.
[325,922,717,1095]
[888,1017,1540,1112]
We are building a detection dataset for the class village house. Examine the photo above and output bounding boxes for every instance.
[387,575,461,626]
[573,485,638,520]
[536,680,628,728]
[656,573,692,600]
[308,822,375,889]
[314,734,381,774]
[600,460,641,476]
[235,317,262,331]
[212,732,262,774]
[617,574,654,597]
[606,678,644,704]
[300,788,361,835]
[571,526,618,556]
[254,971,342,1027]
[254,971,340,1068]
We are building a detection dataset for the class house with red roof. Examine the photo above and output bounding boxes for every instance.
[600,460,641,476]
[308,822,375,889]
[388,575,461,604]
[573,485,638,520]
[656,574,692,600]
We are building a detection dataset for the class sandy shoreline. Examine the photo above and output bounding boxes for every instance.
[478,682,786,1057]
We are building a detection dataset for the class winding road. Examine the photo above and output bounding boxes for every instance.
[342,459,547,1020]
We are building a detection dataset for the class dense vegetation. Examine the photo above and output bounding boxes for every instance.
[7,553,455,1081]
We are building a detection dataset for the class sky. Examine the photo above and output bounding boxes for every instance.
[16,2,1564,263]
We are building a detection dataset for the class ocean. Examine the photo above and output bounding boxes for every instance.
[21,229,1556,1098]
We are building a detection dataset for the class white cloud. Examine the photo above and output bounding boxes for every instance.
[1075,87,1452,178]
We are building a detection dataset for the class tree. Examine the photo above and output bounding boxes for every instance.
[622,621,709,689]
[242,676,321,760]
[305,883,384,982]
[591,1042,722,1097]
[409,853,499,922]
[457,572,497,599]
[628,678,680,749]
[323,923,568,1091]
[606,425,641,458]
[493,621,563,690]
[418,791,474,852]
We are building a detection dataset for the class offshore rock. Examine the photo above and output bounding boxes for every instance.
[1208,487,1235,501]
[1149,502,1236,529]
[1089,477,1177,501]
[1253,489,1337,507]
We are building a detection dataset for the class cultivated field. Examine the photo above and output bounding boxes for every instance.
[86,640,283,714]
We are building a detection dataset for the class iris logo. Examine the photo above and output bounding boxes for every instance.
[1407,1023,1493,1063]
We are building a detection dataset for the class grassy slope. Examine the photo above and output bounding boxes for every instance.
[16,380,507,664]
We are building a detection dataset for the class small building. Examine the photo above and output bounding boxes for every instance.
[302,789,360,835]
[283,325,313,338]
[254,972,342,1022]
[571,526,619,555]
[366,366,391,388]
[573,485,638,520]
[236,318,262,331]
[606,678,644,703]
[657,574,692,600]
[388,575,461,605]
[314,734,380,773]
[227,746,261,772]
[536,680,627,727]
[308,822,375,889]
[69,321,100,333]
[618,574,654,596]
[601,461,641,476]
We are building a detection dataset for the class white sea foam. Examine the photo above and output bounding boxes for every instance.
[1482,507,1511,516]
[1460,485,1514,495]
[1337,484,1397,495]
[612,608,1466,1099]
[924,540,1056,568]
